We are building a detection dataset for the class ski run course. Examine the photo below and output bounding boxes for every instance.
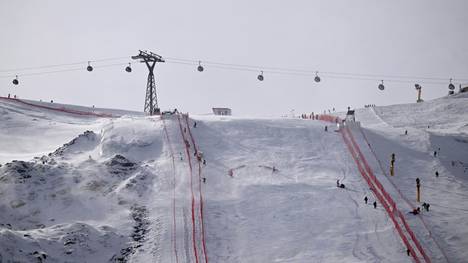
[0,93,467,262]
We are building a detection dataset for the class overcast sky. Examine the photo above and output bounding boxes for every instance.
[1,0,467,116]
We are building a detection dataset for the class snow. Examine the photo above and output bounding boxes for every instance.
[0,94,467,262]
[353,94,468,262]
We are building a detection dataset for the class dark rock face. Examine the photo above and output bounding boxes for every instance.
[0,160,35,183]
[110,205,150,262]
[106,155,137,176]
[108,155,135,168]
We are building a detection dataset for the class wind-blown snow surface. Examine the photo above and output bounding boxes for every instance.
[0,95,466,262]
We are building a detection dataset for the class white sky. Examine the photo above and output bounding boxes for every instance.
[1,0,467,116]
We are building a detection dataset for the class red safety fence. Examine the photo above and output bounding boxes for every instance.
[358,127,450,262]
[183,115,209,263]
[345,132,419,261]
[176,115,200,263]
[345,127,431,262]
[161,118,180,263]
[317,114,340,123]
[317,114,430,263]
[0,97,115,118]
[342,127,430,262]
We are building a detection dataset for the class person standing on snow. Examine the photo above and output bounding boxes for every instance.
[364,196,368,204]
[373,201,377,209]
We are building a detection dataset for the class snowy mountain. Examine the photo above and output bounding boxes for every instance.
[0,94,467,262]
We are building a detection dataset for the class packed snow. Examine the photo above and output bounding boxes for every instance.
[0,94,467,262]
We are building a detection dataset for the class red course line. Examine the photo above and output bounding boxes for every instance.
[317,114,429,262]
[0,97,115,118]
[358,126,450,263]
[345,126,431,262]
[341,128,420,263]
[162,117,179,263]
[177,114,200,263]
[184,115,209,263]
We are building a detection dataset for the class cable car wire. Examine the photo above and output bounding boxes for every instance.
[164,60,451,85]
[0,62,130,79]
[0,56,130,73]
[164,56,468,82]
[1,53,468,85]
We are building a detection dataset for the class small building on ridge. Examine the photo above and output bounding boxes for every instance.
[212,107,232,116]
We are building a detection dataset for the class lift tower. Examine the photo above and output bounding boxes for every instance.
[132,50,165,115]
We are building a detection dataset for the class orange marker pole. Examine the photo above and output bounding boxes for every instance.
[416,178,421,202]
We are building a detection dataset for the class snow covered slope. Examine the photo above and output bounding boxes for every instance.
[0,97,142,164]
[0,94,466,262]
[352,94,468,262]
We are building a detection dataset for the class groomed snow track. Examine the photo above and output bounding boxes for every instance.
[318,115,431,263]
[161,113,208,263]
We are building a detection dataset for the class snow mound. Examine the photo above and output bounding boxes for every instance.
[0,222,128,262]
[99,118,163,162]
[51,130,100,158]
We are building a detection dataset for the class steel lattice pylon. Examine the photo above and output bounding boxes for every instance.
[132,50,165,115]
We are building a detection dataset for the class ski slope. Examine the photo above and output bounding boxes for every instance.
[352,93,468,263]
[0,94,467,262]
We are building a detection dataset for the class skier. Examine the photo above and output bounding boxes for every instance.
[193,121,197,128]
[325,126,328,132]
[336,179,340,187]
[202,177,206,183]
[404,130,408,135]
[406,249,411,256]
[422,203,430,211]
[203,159,206,166]
[364,196,368,204]
[410,207,420,215]
[433,150,437,157]
[339,183,345,189]
[373,201,377,209]
[435,171,439,177]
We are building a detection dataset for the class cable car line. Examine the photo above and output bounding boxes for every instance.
[164,56,468,82]
[0,56,130,73]
[164,60,451,85]
[1,53,467,88]
[0,62,129,79]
